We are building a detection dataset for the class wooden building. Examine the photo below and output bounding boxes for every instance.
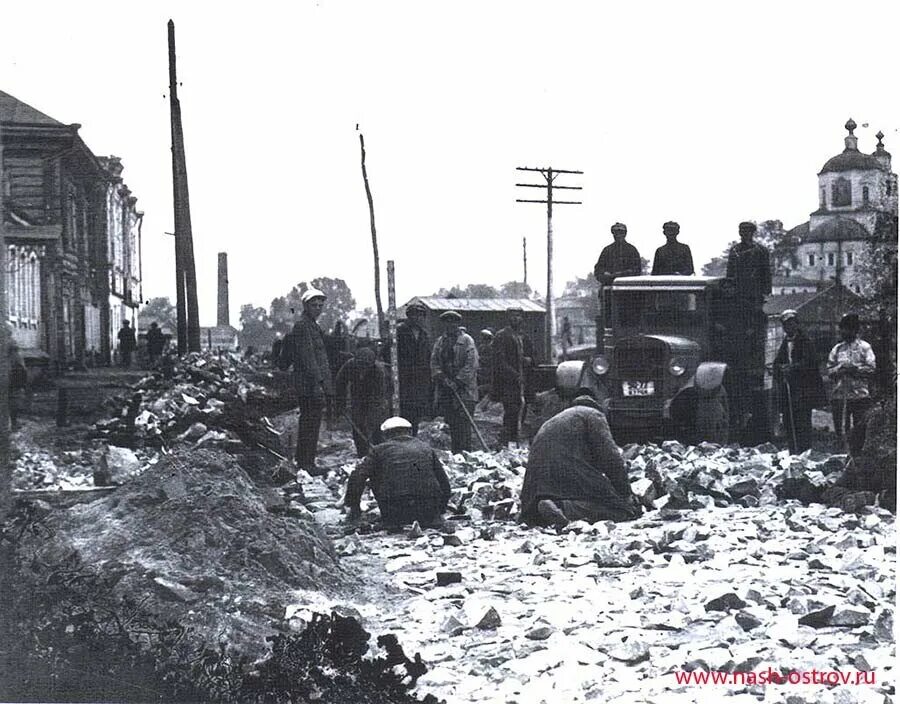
[1,90,143,370]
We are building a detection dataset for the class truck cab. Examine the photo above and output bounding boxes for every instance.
[556,275,762,443]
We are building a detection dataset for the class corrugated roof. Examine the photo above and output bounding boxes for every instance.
[0,90,64,126]
[404,297,545,313]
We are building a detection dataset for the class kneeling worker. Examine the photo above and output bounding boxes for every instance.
[344,416,451,527]
[519,396,641,527]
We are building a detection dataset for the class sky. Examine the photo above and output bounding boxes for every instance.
[1,0,898,326]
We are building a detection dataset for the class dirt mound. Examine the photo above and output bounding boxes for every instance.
[32,448,349,656]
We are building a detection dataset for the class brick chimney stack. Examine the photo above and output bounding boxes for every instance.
[217,252,229,326]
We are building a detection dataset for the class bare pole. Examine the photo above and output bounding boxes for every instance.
[522,236,528,287]
[0,131,9,516]
[168,19,200,352]
[387,261,400,414]
[358,131,386,338]
[168,21,186,353]
[515,166,583,362]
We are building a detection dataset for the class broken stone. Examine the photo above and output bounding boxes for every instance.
[407,521,424,539]
[829,608,870,627]
[475,607,502,630]
[525,625,553,640]
[95,445,141,486]
[436,571,462,587]
[443,533,463,547]
[797,605,835,628]
[873,608,893,642]
[152,576,199,603]
[606,640,650,664]
[734,611,763,632]
[704,593,747,613]
[442,614,467,635]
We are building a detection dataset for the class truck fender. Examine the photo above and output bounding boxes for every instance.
[556,360,586,398]
[694,362,727,397]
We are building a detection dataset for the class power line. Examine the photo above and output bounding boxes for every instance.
[515,166,583,362]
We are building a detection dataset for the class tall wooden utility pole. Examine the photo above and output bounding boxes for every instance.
[358,131,386,338]
[0,130,9,515]
[516,166,582,361]
[522,236,528,287]
[386,261,400,414]
[168,19,200,353]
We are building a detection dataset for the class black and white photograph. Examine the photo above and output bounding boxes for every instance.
[0,2,896,702]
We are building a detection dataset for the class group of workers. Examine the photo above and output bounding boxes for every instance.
[274,220,883,530]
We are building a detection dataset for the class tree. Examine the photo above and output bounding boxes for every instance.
[238,304,276,351]
[269,277,356,337]
[563,271,600,300]
[498,281,534,298]
[700,220,799,277]
[701,250,732,276]
[435,283,500,298]
[139,297,177,332]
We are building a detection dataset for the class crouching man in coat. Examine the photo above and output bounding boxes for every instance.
[344,417,452,528]
[519,396,641,527]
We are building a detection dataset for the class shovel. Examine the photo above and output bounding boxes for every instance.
[449,384,490,452]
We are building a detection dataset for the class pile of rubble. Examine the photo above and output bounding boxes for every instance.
[329,501,894,704]
[92,352,284,453]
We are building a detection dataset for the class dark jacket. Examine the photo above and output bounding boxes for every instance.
[726,241,772,304]
[278,314,334,399]
[492,326,526,404]
[519,406,634,523]
[146,326,165,355]
[594,241,642,284]
[344,435,451,512]
[397,320,432,407]
[335,356,392,419]
[651,241,694,275]
[773,330,826,407]
[118,326,136,352]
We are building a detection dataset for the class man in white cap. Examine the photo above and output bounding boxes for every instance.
[344,416,451,528]
[278,287,334,474]
[772,310,824,453]
[430,310,479,453]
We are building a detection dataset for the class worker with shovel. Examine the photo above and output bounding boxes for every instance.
[334,346,392,458]
[430,310,480,453]
[772,310,825,454]
[827,313,876,445]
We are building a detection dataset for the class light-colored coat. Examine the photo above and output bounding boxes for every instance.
[430,330,479,402]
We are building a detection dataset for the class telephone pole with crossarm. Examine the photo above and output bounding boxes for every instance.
[515,166,582,362]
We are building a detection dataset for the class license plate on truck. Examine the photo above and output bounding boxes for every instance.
[623,381,654,396]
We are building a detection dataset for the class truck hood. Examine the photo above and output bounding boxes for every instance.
[623,334,701,355]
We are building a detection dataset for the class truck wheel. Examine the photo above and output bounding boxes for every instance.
[697,387,730,445]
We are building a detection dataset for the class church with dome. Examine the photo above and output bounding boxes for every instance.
[786,119,898,294]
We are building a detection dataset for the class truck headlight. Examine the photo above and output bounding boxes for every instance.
[668,358,687,376]
[592,354,610,376]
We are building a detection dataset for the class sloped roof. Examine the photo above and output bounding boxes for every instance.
[772,275,820,288]
[805,217,870,243]
[819,149,882,174]
[0,90,64,126]
[764,283,861,317]
[786,221,810,240]
[404,297,545,313]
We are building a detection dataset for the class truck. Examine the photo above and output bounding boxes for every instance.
[555,275,771,444]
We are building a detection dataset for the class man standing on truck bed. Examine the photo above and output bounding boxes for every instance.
[594,222,642,327]
[651,221,694,275]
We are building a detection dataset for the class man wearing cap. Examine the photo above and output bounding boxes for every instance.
[726,221,772,306]
[335,346,393,458]
[772,310,825,453]
[594,223,642,328]
[594,223,642,285]
[651,221,694,276]
[397,301,433,435]
[278,288,334,474]
[344,416,451,528]
[493,308,529,446]
[827,313,876,440]
[519,396,641,527]
[430,311,479,453]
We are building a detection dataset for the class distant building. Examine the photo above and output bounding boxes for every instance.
[770,275,820,296]
[1,90,142,370]
[554,295,597,347]
[401,297,548,362]
[786,119,898,294]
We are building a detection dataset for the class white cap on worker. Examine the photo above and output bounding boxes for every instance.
[301,288,326,304]
[380,416,412,433]
[780,309,798,322]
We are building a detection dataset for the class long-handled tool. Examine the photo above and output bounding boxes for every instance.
[342,410,373,454]
[449,385,490,452]
[783,376,798,453]
[841,397,849,453]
